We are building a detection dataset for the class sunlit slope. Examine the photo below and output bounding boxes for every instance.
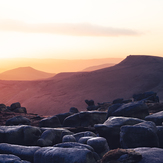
[0,67,55,80]
[0,55,163,116]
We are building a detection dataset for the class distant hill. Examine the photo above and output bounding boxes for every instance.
[0,67,55,80]
[0,58,123,73]
[82,63,115,71]
[0,55,163,116]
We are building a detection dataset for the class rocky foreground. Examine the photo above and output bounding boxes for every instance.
[1,91,163,162]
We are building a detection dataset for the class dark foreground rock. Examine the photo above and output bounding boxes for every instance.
[0,143,40,162]
[0,154,31,163]
[0,125,41,145]
[120,121,159,148]
[34,142,98,163]
[94,116,144,149]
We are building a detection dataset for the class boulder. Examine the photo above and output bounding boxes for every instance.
[39,115,61,128]
[145,110,163,125]
[69,107,79,113]
[100,148,142,163]
[0,143,40,162]
[112,98,124,104]
[62,135,76,143]
[63,111,107,127]
[133,91,159,102]
[120,121,159,148]
[107,101,149,119]
[87,137,109,158]
[23,126,42,146]
[97,102,112,111]
[134,147,163,163]
[0,154,31,163]
[56,112,71,125]
[94,116,144,149]
[78,136,95,144]
[0,125,41,145]
[13,107,27,114]
[10,102,21,111]
[157,126,163,148]
[85,99,99,111]
[0,104,6,111]
[34,143,98,163]
[73,131,96,142]
[37,128,72,147]
[6,116,31,126]
[147,102,163,114]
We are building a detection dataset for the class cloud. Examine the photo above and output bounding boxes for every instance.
[0,19,140,37]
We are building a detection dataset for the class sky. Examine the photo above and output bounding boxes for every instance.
[0,0,163,59]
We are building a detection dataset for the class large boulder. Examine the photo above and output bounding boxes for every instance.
[145,110,163,125]
[0,143,40,162]
[0,125,41,145]
[37,128,72,147]
[120,121,159,148]
[0,154,31,163]
[63,111,107,127]
[6,116,31,126]
[94,116,144,149]
[106,101,149,119]
[134,147,163,163]
[39,115,61,128]
[34,143,98,163]
[133,91,159,102]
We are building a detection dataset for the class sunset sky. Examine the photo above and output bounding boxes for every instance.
[0,0,163,59]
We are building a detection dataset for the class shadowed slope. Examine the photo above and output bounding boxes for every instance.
[82,63,115,71]
[0,55,163,116]
[0,67,55,80]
